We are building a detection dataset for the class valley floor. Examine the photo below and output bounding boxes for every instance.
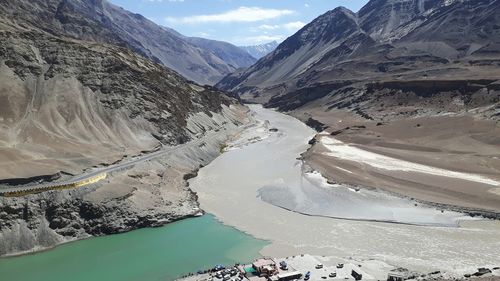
[189,105,500,276]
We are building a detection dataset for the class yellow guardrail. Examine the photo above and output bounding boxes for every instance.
[0,173,107,197]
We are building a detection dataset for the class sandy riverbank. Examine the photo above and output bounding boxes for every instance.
[293,106,500,215]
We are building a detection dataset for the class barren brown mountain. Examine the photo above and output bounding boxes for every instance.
[218,0,500,216]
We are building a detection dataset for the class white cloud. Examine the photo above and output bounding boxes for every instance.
[259,24,280,30]
[305,3,310,8]
[196,32,210,37]
[166,7,294,24]
[236,35,285,45]
[282,21,306,30]
[257,21,306,31]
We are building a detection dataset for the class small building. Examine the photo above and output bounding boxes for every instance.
[252,258,278,277]
[387,268,412,281]
[387,272,406,281]
[351,270,362,281]
[270,271,302,281]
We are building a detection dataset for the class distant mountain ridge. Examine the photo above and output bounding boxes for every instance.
[0,0,253,85]
[217,0,500,120]
[186,37,257,69]
[239,41,279,59]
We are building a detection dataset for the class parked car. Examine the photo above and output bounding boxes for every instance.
[316,264,324,269]
[329,272,337,278]
[214,265,226,271]
[337,263,344,269]
[280,261,289,270]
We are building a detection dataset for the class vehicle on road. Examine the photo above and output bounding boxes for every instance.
[280,261,288,270]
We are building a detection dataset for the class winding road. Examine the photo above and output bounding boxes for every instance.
[0,136,208,196]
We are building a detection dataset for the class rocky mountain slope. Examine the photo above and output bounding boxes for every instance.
[239,41,279,59]
[0,0,250,256]
[218,0,500,121]
[186,37,257,70]
[0,0,251,85]
[217,0,500,216]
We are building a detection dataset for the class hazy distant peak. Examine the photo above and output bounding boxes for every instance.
[239,41,279,59]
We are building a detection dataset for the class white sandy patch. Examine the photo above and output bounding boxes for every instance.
[320,137,500,186]
[306,171,358,193]
[489,188,500,196]
[334,166,353,174]
[224,119,271,151]
[275,255,386,281]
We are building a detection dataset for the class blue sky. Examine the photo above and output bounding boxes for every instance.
[109,0,369,46]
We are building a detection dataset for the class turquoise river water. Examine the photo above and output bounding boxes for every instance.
[0,214,267,281]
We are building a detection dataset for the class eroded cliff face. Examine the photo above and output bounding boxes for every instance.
[266,79,500,121]
[0,18,238,179]
[0,2,251,256]
[0,104,250,256]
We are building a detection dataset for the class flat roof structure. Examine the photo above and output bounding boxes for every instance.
[248,277,267,281]
[252,259,275,268]
[277,271,302,279]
